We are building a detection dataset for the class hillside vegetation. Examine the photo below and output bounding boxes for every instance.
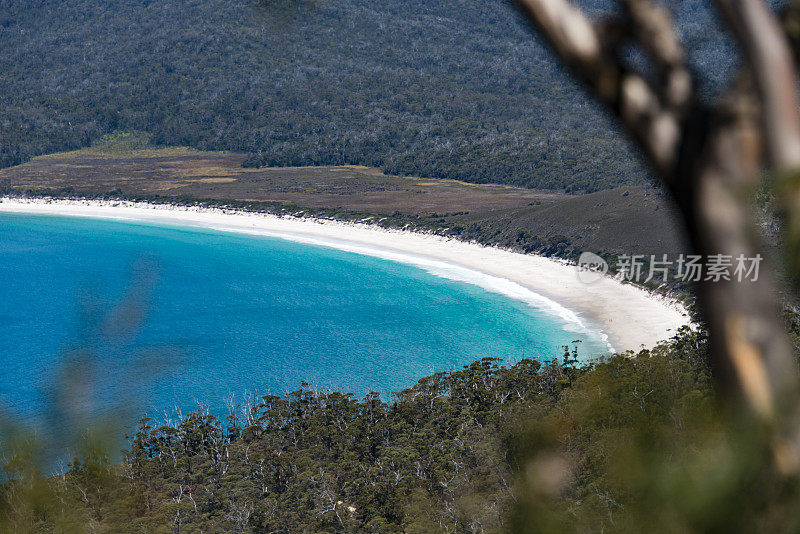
[5,328,800,532]
[0,0,733,192]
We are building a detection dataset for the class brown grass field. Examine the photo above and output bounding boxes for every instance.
[0,146,687,257]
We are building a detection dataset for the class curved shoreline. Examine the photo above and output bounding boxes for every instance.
[0,197,691,352]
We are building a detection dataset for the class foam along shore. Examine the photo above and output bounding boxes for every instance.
[0,197,691,353]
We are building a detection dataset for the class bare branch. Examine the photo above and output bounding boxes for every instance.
[692,82,797,424]
[513,0,604,71]
[513,0,687,177]
[784,0,800,63]
[618,0,692,110]
[715,0,800,171]
[715,0,800,306]
[512,0,800,472]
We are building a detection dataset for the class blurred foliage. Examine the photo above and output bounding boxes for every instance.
[510,336,800,533]
[5,326,800,532]
[0,257,172,532]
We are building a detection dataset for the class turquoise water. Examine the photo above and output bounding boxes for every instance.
[0,213,609,424]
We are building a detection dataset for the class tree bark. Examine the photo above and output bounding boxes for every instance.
[512,0,800,470]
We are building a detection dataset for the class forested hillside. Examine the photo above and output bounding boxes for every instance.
[7,328,800,532]
[0,329,714,532]
[0,0,732,191]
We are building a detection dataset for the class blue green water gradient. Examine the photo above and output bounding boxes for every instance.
[0,213,610,422]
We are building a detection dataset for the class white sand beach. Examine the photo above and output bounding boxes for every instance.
[0,197,691,352]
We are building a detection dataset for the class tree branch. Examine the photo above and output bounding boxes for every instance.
[513,0,686,178]
[716,0,800,305]
[618,0,692,110]
[781,0,800,63]
[512,0,800,471]
[715,0,800,171]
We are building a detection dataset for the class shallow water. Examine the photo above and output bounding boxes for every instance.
[0,213,609,424]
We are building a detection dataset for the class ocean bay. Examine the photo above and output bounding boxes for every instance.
[0,212,609,423]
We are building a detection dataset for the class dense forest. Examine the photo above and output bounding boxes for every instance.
[5,327,800,532]
[0,0,734,192]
